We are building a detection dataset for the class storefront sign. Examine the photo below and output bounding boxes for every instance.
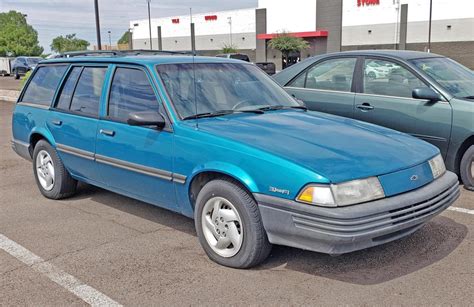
[357,0,380,6]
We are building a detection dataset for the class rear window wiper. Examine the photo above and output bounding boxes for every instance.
[182,109,263,120]
[258,105,308,111]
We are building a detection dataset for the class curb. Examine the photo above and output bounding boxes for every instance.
[0,90,19,103]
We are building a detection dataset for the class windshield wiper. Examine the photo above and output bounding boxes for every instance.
[182,109,263,120]
[462,95,474,99]
[258,105,308,111]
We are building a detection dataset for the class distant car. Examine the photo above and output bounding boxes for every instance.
[256,62,276,75]
[11,56,42,79]
[274,50,474,190]
[11,51,459,268]
[215,53,250,62]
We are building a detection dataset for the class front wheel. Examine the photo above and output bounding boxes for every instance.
[195,178,272,268]
[13,69,20,79]
[460,145,474,191]
[33,140,77,199]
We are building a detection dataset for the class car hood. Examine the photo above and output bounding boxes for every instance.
[194,110,439,183]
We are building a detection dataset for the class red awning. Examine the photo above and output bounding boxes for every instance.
[257,30,328,40]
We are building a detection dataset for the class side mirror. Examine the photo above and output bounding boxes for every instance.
[412,87,442,102]
[127,111,166,129]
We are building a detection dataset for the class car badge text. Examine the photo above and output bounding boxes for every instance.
[269,186,290,195]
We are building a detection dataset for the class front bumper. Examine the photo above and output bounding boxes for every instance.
[255,171,460,255]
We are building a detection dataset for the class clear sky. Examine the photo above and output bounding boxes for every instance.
[1,0,257,53]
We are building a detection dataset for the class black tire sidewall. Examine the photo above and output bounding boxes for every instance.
[460,146,474,189]
[194,180,266,268]
[32,140,66,198]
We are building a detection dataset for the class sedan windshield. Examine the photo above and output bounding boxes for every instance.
[157,63,299,119]
[410,57,474,98]
[26,57,41,65]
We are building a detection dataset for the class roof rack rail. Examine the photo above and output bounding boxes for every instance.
[56,49,196,58]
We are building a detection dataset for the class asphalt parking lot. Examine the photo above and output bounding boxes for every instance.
[0,100,473,306]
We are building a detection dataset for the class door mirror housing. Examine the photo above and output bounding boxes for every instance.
[127,111,166,129]
[412,87,442,102]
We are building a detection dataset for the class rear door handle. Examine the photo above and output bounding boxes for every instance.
[99,129,115,137]
[51,120,62,126]
[356,103,374,111]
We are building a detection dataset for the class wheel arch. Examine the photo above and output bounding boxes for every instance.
[187,164,259,209]
[28,129,56,157]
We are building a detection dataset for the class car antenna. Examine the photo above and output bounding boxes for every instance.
[192,48,198,129]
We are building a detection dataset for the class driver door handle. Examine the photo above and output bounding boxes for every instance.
[99,129,115,137]
[356,103,374,111]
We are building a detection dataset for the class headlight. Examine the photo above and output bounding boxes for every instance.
[296,177,385,207]
[428,154,446,179]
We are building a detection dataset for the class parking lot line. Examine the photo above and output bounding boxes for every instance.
[448,206,474,215]
[0,234,122,307]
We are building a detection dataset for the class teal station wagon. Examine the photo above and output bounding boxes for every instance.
[12,51,460,268]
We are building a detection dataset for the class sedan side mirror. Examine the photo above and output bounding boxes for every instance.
[412,87,442,102]
[127,111,166,129]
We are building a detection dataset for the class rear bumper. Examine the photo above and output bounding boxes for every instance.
[255,171,460,255]
[11,139,32,161]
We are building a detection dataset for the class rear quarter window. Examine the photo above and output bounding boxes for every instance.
[20,65,68,106]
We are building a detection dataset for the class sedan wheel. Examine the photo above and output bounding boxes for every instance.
[35,150,55,191]
[460,145,474,191]
[201,196,243,258]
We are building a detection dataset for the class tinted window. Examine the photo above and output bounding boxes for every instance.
[288,72,306,87]
[304,58,356,92]
[56,67,82,110]
[230,54,250,62]
[21,65,68,106]
[70,67,106,116]
[108,68,158,120]
[363,59,428,98]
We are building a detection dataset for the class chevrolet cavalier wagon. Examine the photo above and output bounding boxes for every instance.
[12,51,460,268]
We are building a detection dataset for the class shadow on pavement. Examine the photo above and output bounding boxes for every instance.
[70,183,467,285]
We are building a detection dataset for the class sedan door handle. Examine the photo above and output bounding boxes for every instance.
[356,103,374,111]
[51,120,62,126]
[99,129,115,137]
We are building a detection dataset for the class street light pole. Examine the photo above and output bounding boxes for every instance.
[108,31,111,49]
[94,0,102,50]
[147,0,153,50]
[428,0,433,52]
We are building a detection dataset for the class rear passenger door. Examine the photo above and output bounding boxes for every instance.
[95,65,176,210]
[50,64,108,182]
[353,58,452,158]
[284,57,358,118]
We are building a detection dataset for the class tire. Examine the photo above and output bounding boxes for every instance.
[194,178,272,268]
[460,145,474,191]
[13,69,19,80]
[32,140,77,199]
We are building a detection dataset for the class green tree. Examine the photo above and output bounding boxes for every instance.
[221,44,238,54]
[117,31,129,45]
[50,34,90,53]
[268,32,309,65]
[0,11,43,56]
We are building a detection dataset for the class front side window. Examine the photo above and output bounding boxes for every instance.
[157,63,298,119]
[21,65,68,106]
[108,67,158,121]
[363,59,428,98]
[69,67,107,117]
[410,57,474,98]
[300,58,356,92]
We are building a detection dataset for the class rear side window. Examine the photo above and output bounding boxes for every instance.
[21,65,68,106]
[108,67,158,121]
[69,67,107,117]
[56,67,82,110]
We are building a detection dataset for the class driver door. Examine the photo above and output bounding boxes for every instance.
[354,58,453,158]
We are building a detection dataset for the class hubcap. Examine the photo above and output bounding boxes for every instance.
[471,161,474,179]
[36,150,55,191]
[201,196,243,258]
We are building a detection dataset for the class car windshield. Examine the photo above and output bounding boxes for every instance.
[410,57,474,98]
[157,63,299,119]
[26,57,41,65]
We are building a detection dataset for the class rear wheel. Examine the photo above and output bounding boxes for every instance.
[460,145,474,191]
[13,69,20,79]
[195,178,272,268]
[33,140,77,199]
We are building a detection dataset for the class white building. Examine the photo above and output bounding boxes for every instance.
[130,0,474,69]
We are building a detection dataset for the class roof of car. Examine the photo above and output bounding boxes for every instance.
[41,54,248,66]
[323,50,443,60]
